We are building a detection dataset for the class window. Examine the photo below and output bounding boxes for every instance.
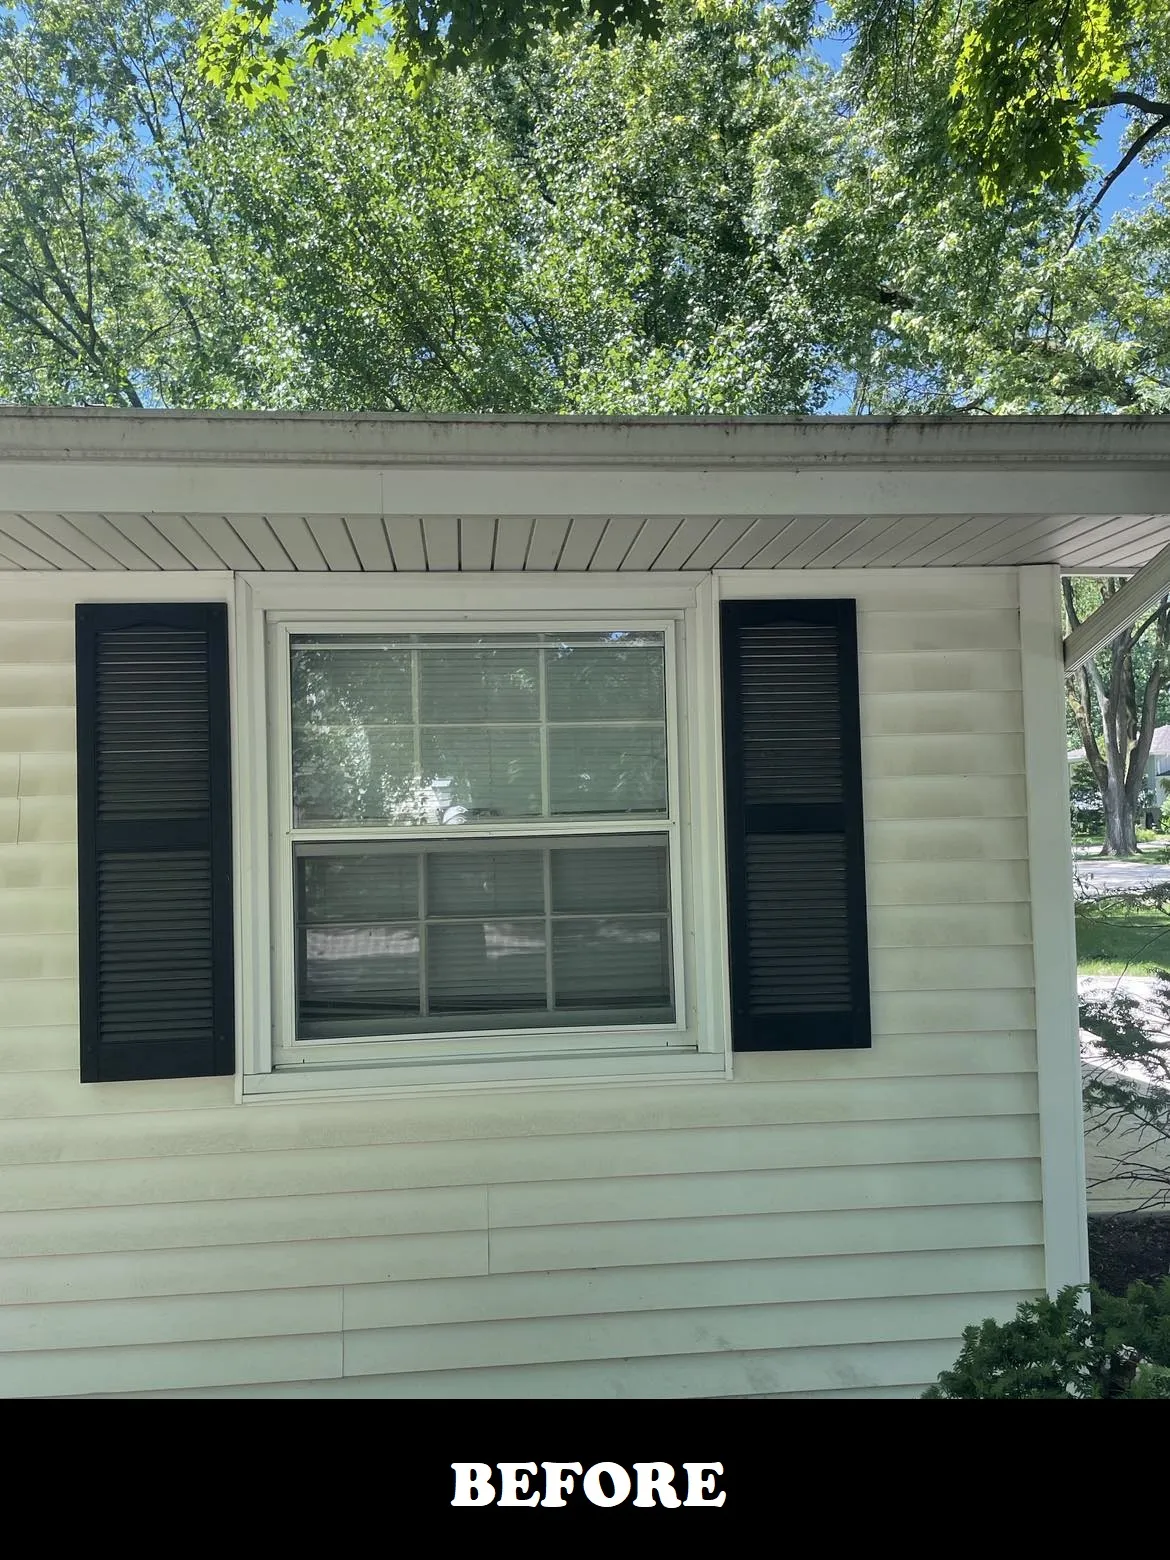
[239,577,727,1095]
[287,632,675,1042]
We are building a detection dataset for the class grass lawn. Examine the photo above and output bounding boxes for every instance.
[1076,902,1170,974]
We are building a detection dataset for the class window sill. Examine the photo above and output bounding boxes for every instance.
[240,1048,731,1103]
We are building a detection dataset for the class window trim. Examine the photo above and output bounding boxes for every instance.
[235,573,732,1100]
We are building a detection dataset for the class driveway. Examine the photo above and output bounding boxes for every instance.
[1073,854,1170,892]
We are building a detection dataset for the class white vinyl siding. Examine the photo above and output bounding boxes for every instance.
[0,567,1048,1399]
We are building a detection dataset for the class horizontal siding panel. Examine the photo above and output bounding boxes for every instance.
[0,843,76,890]
[0,1026,77,1074]
[863,733,1024,778]
[872,990,1036,1033]
[864,692,1023,736]
[1,1333,342,1399]
[489,1200,1043,1274]
[0,978,78,1027]
[0,1115,1041,1211]
[0,1230,489,1303]
[0,1072,230,1119]
[17,754,75,797]
[0,890,77,935]
[867,859,1030,906]
[3,1285,342,1353]
[0,598,71,622]
[0,666,75,707]
[343,1244,1044,1331]
[0,1075,1039,1163]
[91,1337,965,1398]
[858,651,1021,695]
[721,1031,1036,1082]
[0,623,74,663]
[870,947,1034,992]
[867,818,1028,861]
[863,775,1026,821]
[0,709,76,753]
[0,933,77,980]
[342,1290,1030,1379]
[18,798,75,843]
[828,576,1020,612]
[0,799,16,841]
[871,903,1031,947]
[860,611,1020,655]
[0,755,17,795]
[487,1159,1040,1230]
[0,1185,489,1257]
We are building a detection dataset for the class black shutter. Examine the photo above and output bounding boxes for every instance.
[76,604,234,1082]
[721,599,870,1051]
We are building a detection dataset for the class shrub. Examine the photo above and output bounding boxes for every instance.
[923,1279,1170,1398]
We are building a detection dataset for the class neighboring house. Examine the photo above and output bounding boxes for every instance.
[1,411,1166,1400]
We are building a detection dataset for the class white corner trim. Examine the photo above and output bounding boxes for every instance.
[1020,565,1090,1293]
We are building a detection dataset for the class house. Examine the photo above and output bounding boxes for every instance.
[1,410,1167,1400]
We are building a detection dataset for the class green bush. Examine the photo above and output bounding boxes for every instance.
[923,1279,1170,1398]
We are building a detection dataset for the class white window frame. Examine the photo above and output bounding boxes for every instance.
[235,573,731,1100]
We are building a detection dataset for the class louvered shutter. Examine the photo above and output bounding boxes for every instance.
[720,600,870,1051]
[76,604,234,1082]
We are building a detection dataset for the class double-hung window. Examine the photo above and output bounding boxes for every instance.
[241,580,725,1094]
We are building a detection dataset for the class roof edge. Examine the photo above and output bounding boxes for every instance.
[1,410,1169,468]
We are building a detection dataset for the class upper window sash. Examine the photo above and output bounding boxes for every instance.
[269,615,684,842]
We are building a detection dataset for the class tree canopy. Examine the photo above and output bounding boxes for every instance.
[1,0,1168,414]
[202,0,1170,219]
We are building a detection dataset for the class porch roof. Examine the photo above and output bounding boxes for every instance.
[0,410,1168,574]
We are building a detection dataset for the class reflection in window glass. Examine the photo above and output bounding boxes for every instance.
[294,837,673,1040]
[290,633,668,826]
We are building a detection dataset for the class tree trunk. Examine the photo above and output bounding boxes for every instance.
[1101,782,1139,857]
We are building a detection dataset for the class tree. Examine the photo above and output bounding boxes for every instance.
[835,0,1170,212]
[1063,578,1170,858]
[5,0,1170,416]
[0,0,309,407]
[199,0,666,102]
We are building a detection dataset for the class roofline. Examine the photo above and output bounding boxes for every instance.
[1,409,1169,469]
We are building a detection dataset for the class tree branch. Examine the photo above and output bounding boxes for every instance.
[1071,112,1170,247]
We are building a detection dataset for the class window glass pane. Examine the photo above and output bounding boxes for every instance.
[291,641,416,825]
[546,646,665,722]
[553,918,672,1012]
[428,921,547,1014]
[294,727,418,825]
[419,649,540,723]
[300,924,420,1037]
[421,727,542,819]
[292,643,413,724]
[299,851,418,921]
[549,726,667,815]
[427,850,544,917]
[551,843,669,915]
